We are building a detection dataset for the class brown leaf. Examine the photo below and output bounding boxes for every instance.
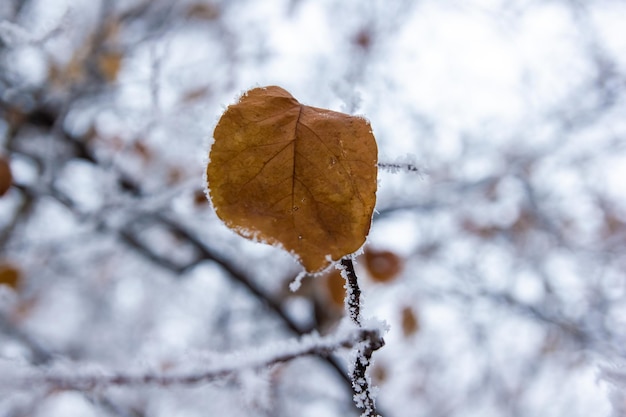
[186,3,221,20]
[401,305,420,337]
[324,269,346,307]
[207,86,378,272]
[193,189,209,207]
[353,28,374,51]
[0,263,21,290]
[0,157,12,197]
[98,50,123,83]
[601,205,626,240]
[370,362,388,385]
[47,39,90,88]
[132,140,153,163]
[311,269,346,333]
[364,248,403,282]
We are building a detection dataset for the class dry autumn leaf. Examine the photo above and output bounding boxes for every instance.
[313,269,346,333]
[324,269,347,307]
[186,3,221,20]
[401,305,420,337]
[98,50,123,82]
[207,86,378,272]
[0,157,12,197]
[370,362,388,385]
[0,263,21,290]
[364,248,403,282]
[193,189,210,207]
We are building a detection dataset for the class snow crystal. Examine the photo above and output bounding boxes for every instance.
[289,270,307,292]
[362,317,390,338]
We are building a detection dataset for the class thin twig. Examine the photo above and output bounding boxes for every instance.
[339,257,384,417]
[377,161,421,174]
[0,313,54,366]
[340,258,362,325]
[8,329,370,392]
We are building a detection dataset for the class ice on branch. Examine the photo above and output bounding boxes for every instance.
[289,270,307,292]
[378,154,423,175]
[0,17,63,46]
[0,325,382,393]
[599,364,626,417]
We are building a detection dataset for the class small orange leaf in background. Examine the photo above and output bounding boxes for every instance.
[353,28,373,51]
[186,3,221,21]
[0,263,21,290]
[193,189,209,207]
[98,50,123,83]
[401,306,420,337]
[207,86,378,272]
[324,269,346,307]
[0,157,12,197]
[312,269,346,333]
[364,248,403,282]
[370,362,388,385]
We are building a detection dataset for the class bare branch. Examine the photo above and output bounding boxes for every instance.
[377,160,422,174]
[339,258,385,417]
[2,327,374,393]
[340,257,363,325]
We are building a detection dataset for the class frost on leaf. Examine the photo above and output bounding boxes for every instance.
[207,86,378,273]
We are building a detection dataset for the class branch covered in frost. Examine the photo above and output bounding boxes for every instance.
[601,365,626,386]
[340,258,363,325]
[377,154,423,175]
[0,327,377,393]
[0,17,64,46]
[599,364,626,417]
[339,258,386,417]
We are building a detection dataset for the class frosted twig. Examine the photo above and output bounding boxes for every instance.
[149,43,163,118]
[377,154,423,175]
[339,258,385,417]
[0,17,64,46]
[377,161,421,174]
[340,258,362,325]
[1,328,375,393]
[600,365,626,386]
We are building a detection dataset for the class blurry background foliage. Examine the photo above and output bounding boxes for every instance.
[1,0,626,416]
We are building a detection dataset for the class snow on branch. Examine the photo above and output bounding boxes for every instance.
[0,325,382,393]
[377,154,423,175]
[339,258,386,417]
[599,364,626,417]
[601,365,626,385]
[0,15,65,47]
